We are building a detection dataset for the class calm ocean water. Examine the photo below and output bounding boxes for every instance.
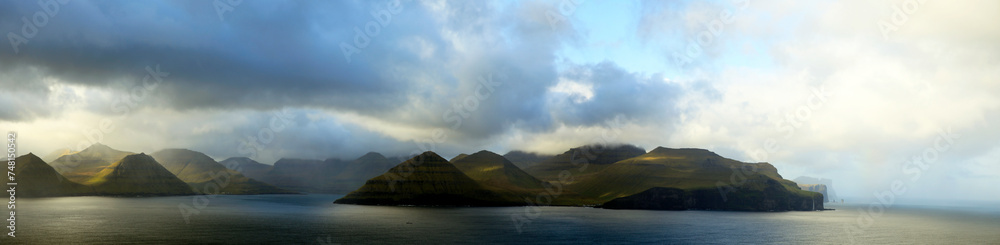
[1,194,997,244]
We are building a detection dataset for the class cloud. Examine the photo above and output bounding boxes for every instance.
[1,0,999,202]
[640,0,1000,200]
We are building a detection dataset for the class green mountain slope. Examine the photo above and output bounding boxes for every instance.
[151,149,293,194]
[450,150,546,191]
[524,144,645,181]
[558,147,823,210]
[41,148,73,163]
[219,157,272,181]
[570,147,808,202]
[449,153,470,162]
[798,184,829,202]
[85,153,196,196]
[12,153,92,197]
[49,143,133,183]
[334,151,518,206]
[502,150,553,169]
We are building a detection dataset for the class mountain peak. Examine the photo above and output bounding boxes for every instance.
[18,152,43,164]
[474,150,499,155]
[225,156,253,161]
[468,150,505,160]
[87,153,195,196]
[335,150,513,206]
[357,152,387,161]
[414,151,443,161]
[82,142,113,152]
[649,147,719,157]
[122,152,153,161]
[449,153,470,162]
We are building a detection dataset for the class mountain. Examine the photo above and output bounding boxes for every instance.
[449,153,470,162]
[502,150,554,169]
[84,153,196,196]
[798,184,829,202]
[794,176,838,202]
[524,144,645,182]
[322,152,398,193]
[11,153,92,197]
[150,149,293,194]
[49,143,134,183]
[450,150,547,192]
[41,148,74,163]
[263,158,325,191]
[236,152,397,194]
[334,151,518,206]
[219,157,272,181]
[572,147,823,210]
[602,182,823,211]
[334,152,397,182]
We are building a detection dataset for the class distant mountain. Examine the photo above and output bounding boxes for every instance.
[243,152,397,194]
[451,150,547,191]
[577,147,823,211]
[794,176,838,202]
[524,144,645,181]
[449,153,470,162]
[49,143,133,183]
[219,157,272,181]
[502,150,554,169]
[324,152,398,193]
[151,149,293,194]
[264,158,325,191]
[334,151,518,206]
[41,148,73,163]
[84,153,195,196]
[12,153,92,197]
[334,152,397,182]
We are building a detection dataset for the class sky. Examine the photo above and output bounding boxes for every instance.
[1,0,999,203]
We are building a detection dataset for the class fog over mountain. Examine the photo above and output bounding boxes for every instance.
[2,0,999,203]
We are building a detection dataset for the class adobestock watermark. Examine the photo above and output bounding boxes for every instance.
[213,0,243,22]
[671,0,749,69]
[718,84,834,202]
[381,73,502,191]
[340,0,409,63]
[177,108,294,224]
[6,132,16,238]
[877,0,928,41]
[545,0,585,31]
[50,65,169,180]
[511,115,628,234]
[6,0,71,54]
[177,167,242,224]
[236,108,294,160]
[842,126,960,244]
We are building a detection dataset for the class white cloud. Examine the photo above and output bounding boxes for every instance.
[548,78,595,103]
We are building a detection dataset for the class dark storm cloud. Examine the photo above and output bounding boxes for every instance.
[0,0,578,133]
[0,0,426,113]
[550,61,685,127]
[0,0,692,152]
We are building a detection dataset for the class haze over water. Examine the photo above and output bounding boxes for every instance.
[2,194,997,244]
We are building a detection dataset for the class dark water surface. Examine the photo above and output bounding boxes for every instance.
[1,194,997,244]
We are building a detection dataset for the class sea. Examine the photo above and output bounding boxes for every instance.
[1,194,997,244]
